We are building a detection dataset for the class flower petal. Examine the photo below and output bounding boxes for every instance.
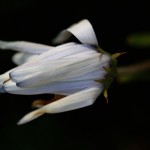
[25,43,97,64]
[53,19,99,46]
[12,52,38,65]
[0,40,53,54]
[0,70,12,86]
[10,53,103,87]
[17,109,45,125]
[0,69,14,93]
[43,86,102,113]
[68,69,107,81]
[11,43,96,68]
[17,86,101,125]
[3,79,101,95]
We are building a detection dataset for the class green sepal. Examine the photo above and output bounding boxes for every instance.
[96,47,126,103]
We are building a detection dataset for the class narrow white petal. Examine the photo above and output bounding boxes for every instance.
[10,42,93,68]
[3,79,100,95]
[12,52,38,65]
[19,44,109,68]
[17,86,102,125]
[37,42,77,61]
[53,19,99,46]
[0,40,53,54]
[17,109,45,125]
[21,43,97,65]
[68,69,107,81]
[35,43,97,63]
[43,86,102,113]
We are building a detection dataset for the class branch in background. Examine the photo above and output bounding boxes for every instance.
[117,60,150,83]
[127,32,150,48]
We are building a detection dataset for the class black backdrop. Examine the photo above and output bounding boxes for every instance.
[0,0,150,150]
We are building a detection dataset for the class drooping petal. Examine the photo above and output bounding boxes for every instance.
[0,40,53,54]
[53,19,99,46]
[3,79,101,95]
[17,109,45,125]
[17,86,101,125]
[12,52,38,65]
[10,53,104,87]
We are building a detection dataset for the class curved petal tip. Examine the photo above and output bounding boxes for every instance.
[17,109,45,125]
[53,19,99,46]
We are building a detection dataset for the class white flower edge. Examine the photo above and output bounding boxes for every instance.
[52,19,99,46]
[3,79,101,95]
[0,40,54,54]
[17,86,102,125]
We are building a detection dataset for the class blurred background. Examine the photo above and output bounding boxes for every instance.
[0,0,150,150]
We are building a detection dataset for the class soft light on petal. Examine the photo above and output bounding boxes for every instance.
[17,109,45,125]
[10,53,102,87]
[10,43,95,68]
[17,86,102,125]
[0,40,54,54]
[53,19,99,46]
[22,43,97,65]
[43,86,102,113]
[3,79,101,95]
[12,52,38,65]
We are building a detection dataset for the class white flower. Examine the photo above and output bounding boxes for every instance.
[0,19,111,124]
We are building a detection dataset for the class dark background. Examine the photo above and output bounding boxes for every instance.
[0,0,150,150]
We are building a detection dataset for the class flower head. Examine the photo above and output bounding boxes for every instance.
[0,19,111,124]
